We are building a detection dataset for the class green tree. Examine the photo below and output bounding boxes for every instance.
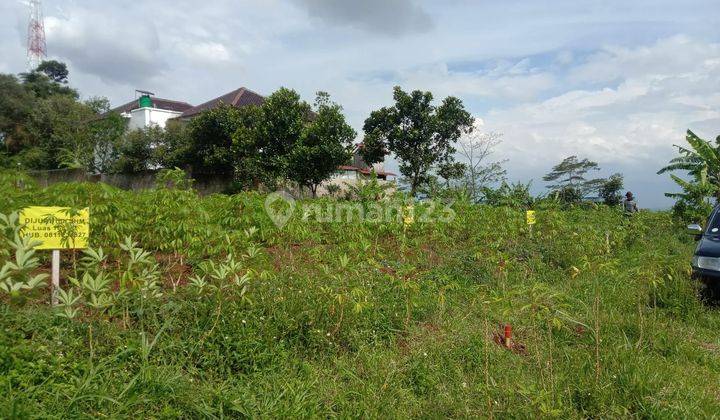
[114,127,161,173]
[185,104,258,175]
[598,173,624,206]
[361,86,473,196]
[19,65,77,99]
[231,89,356,193]
[89,111,127,173]
[287,92,355,196]
[233,88,311,188]
[543,156,604,201]
[437,160,467,188]
[36,60,69,84]
[481,181,534,208]
[154,119,191,170]
[0,74,34,158]
[24,95,95,169]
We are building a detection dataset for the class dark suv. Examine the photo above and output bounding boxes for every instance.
[689,208,720,295]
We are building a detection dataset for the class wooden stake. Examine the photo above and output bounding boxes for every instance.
[51,249,60,306]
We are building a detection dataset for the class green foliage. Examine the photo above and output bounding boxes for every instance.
[113,127,160,173]
[185,104,252,175]
[0,63,113,171]
[232,88,355,192]
[599,173,624,206]
[666,174,715,223]
[0,74,34,157]
[287,92,356,196]
[543,156,605,201]
[361,86,473,196]
[0,212,47,303]
[155,167,194,190]
[35,60,70,84]
[153,119,191,170]
[0,182,716,417]
[18,68,78,99]
[343,170,394,202]
[480,180,535,208]
[233,88,310,188]
[89,111,127,173]
[660,130,720,221]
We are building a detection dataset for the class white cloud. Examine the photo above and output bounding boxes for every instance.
[395,63,556,102]
[179,42,231,63]
[477,36,720,206]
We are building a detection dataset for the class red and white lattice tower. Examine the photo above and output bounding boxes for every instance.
[27,0,47,71]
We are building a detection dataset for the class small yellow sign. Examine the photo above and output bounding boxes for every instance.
[526,210,536,225]
[19,206,90,250]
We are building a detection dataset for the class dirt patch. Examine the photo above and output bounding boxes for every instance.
[698,341,720,353]
[155,253,192,289]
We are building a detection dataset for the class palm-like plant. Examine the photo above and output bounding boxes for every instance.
[658,130,720,200]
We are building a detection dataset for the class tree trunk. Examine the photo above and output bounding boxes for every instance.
[410,172,419,197]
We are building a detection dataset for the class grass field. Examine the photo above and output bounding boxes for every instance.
[1,176,719,418]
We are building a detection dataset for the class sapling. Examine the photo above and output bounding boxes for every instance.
[0,233,49,304]
[56,287,82,319]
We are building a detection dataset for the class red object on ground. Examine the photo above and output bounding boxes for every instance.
[504,324,512,348]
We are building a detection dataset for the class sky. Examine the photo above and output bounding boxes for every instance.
[1,0,719,208]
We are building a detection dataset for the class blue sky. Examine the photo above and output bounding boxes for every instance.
[1,0,719,208]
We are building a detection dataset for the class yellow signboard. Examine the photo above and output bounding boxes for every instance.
[19,207,89,250]
[526,210,536,225]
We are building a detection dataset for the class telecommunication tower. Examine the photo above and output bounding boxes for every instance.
[27,0,47,71]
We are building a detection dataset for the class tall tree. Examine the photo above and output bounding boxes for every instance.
[598,173,624,206]
[233,89,356,192]
[36,60,69,84]
[287,92,355,196]
[113,127,161,173]
[24,95,95,169]
[89,111,127,173]
[20,60,77,99]
[361,86,473,196]
[543,155,604,199]
[185,104,253,175]
[457,129,506,201]
[0,74,34,156]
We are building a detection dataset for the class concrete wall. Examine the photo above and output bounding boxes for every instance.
[27,168,394,198]
[28,168,233,196]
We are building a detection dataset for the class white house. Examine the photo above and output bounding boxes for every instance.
[111,91,193,130]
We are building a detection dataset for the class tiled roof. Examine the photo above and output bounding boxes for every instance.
[338,165,396,177]
[111,97,193,114]
[178,87,265,119]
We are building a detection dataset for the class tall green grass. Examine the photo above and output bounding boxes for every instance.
[1,177,719,417]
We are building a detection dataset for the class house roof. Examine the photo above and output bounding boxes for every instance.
[338,165,396,177]
[111,97,193,114]
[178,87,265,119]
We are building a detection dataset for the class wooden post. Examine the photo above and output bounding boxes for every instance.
[51,249,60,306]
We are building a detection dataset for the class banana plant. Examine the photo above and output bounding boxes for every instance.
[659,130,720,200]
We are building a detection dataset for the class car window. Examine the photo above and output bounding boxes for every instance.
[707,209,720,234]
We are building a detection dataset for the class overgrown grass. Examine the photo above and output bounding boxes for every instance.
[1,177,719,417]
